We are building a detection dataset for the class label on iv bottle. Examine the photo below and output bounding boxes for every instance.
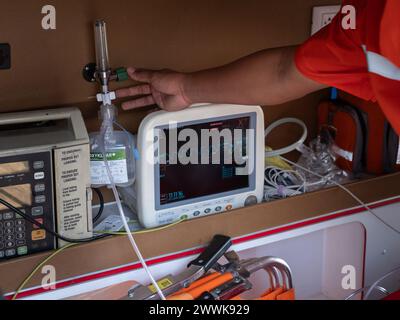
[90,149,129,185]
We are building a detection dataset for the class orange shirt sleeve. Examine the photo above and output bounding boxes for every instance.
[295,0,375,101]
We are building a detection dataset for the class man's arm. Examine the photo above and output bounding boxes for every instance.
[116,46,327,111]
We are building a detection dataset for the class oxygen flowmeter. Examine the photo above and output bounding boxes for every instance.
[83,20,135,188]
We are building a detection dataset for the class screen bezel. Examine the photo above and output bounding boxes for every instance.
[154,112,257,210]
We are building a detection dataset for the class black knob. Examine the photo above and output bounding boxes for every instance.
[82,63,97,82]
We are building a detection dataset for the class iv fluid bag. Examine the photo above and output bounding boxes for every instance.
[89,130,135,188]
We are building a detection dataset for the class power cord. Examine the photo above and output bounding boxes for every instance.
[11,218,186,300]
[264,166,305,200]
[0,198,110,243]
[11,243,76,300]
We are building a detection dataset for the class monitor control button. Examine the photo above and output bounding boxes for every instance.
[193,211,201,217]
[215,206,222,212]
[244,195,258,207]
[204,208,211,214]
[225,205,233,211]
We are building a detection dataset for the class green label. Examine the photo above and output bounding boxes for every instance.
[90,150,126,161]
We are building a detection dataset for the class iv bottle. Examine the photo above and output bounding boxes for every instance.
[89,104,135,188]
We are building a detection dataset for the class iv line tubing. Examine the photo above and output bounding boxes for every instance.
[344,285,390,300]
[280,156,400,236]
[99,123,166,300]
[264,117,400,235]
[364,266,400,300]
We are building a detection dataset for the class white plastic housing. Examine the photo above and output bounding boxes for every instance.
[135,104,265,228]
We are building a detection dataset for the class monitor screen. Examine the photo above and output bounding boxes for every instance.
[155,114,256,209]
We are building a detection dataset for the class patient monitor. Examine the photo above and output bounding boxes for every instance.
[119,104,265,228]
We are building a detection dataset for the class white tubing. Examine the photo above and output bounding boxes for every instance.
[281,156,400,236]
[364,266,400,300]
[100,123,166,300]
[265,118,308,158]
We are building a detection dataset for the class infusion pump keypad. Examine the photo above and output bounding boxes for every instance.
[0,152,56,261]
[0,212,30,258]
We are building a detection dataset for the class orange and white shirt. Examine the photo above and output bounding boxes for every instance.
[296,0,400,134]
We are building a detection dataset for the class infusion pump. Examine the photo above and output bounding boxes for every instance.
[0,108,92,260]
[119,104,265,228]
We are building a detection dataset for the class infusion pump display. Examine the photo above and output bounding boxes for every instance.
[0,161,30,176]
[157,116,253,208]
[132,104,265,228]
[0,162,32,210]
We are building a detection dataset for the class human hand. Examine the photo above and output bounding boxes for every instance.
[116,67,192,111]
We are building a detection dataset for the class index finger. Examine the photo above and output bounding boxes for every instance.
[127,67,155,83]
